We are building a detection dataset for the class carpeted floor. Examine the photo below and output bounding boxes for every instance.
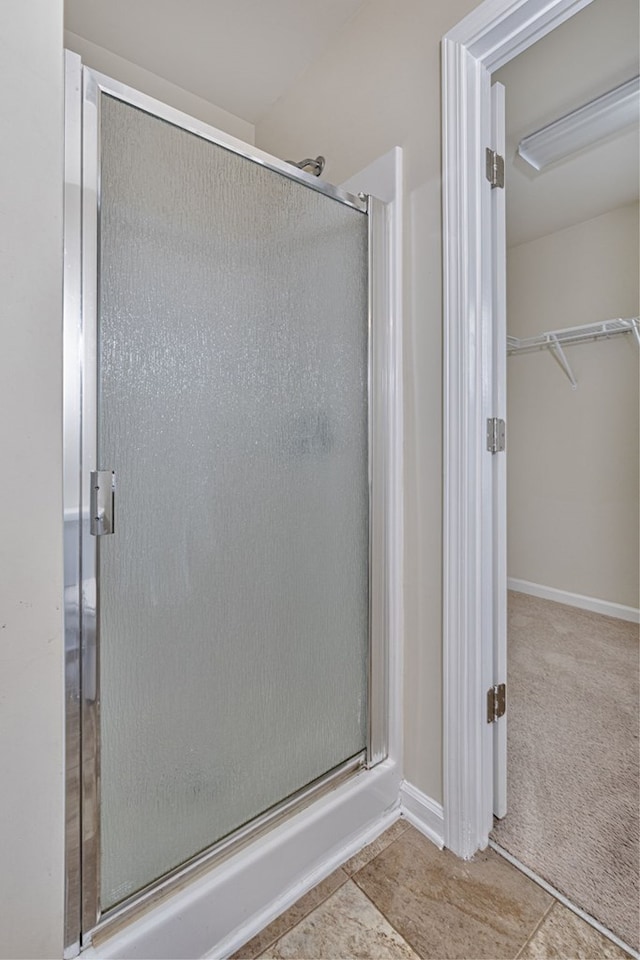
[491,591,640,952]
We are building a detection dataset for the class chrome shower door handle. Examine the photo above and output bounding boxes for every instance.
[90,470,115,536]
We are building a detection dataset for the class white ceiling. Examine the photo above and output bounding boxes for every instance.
[64,0,367,124]
[494,0,640,247]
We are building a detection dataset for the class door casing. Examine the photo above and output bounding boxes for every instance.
[441,0,596,860]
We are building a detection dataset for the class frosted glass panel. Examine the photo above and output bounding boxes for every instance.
[97,95,369,909]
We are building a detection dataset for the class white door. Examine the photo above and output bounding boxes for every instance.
[491,80,508,820]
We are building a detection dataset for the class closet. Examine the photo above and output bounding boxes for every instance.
[489,0,640,953]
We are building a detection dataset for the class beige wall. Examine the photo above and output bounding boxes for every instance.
[507,203,640,608]
[64,31,255,144]
[0,7,474,955]
[0,2,65,958]
[256,0,479,802]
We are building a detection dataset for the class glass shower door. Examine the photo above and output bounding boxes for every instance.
[96,93,370,910]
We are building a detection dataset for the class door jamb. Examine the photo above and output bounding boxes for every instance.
[441,0,595,860]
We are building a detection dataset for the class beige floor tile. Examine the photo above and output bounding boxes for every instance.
[517,903,633,959]
[232,868,348,958]
[353,824,553,959]
[343,818,410,875]
[261,880,419,959]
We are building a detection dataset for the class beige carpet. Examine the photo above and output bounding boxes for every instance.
[491,591,639,952]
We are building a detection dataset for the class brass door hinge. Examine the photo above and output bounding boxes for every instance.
[487,417,506,454]
[487,683,506,723]
[486,148,505,188]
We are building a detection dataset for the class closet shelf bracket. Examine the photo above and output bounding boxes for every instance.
[507,317,640,388]
[549,335,577,390]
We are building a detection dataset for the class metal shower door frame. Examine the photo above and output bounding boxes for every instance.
[63,52,390,953]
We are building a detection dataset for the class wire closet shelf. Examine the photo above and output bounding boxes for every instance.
[507,316,640,389]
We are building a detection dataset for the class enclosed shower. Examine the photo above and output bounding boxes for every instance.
[64,57,389,952]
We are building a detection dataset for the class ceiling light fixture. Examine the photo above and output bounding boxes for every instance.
[517,74,640,171]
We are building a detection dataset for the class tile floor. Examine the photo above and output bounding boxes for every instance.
[232,820,632,960]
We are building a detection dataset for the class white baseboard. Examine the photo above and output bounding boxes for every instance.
[81,761,400,960]
[399,781,444,849]
[508,578,640,624]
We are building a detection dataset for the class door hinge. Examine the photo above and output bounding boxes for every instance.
[486,417,506,454]
[487,683,506,723]
[485,148,505,189]
[90,470,115,536]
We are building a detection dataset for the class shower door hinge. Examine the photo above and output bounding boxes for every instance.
[486,417,506,454]
[90,470,115,536]
[485,148,505,189]
[487,683,506,723]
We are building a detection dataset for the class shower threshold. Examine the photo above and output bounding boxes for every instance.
[89,752,366,948]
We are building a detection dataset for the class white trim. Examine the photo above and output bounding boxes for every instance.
[445,0,594,70]
[399,782,445,849]
[508,578,640,624]
[490,841,640,960]
[441,28,494,862]
[63,50,83,957]
[341,147,405,768]
[80,763,401,960]
[491,81,508,822]
[442,0,597,861]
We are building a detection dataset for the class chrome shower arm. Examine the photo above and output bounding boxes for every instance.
[286,155,325,177]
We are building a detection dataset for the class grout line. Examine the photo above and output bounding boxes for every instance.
[343,819,410,877]
[237,870,350,958]
[514,899,556,959]
[349,828,426,958]
[247,822,410,956]
[353,880,424,958]
[490,840,639,960]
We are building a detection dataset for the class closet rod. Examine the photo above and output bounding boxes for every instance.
[507,317,639,389]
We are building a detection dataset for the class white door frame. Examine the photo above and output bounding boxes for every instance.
[441,0,595,859]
